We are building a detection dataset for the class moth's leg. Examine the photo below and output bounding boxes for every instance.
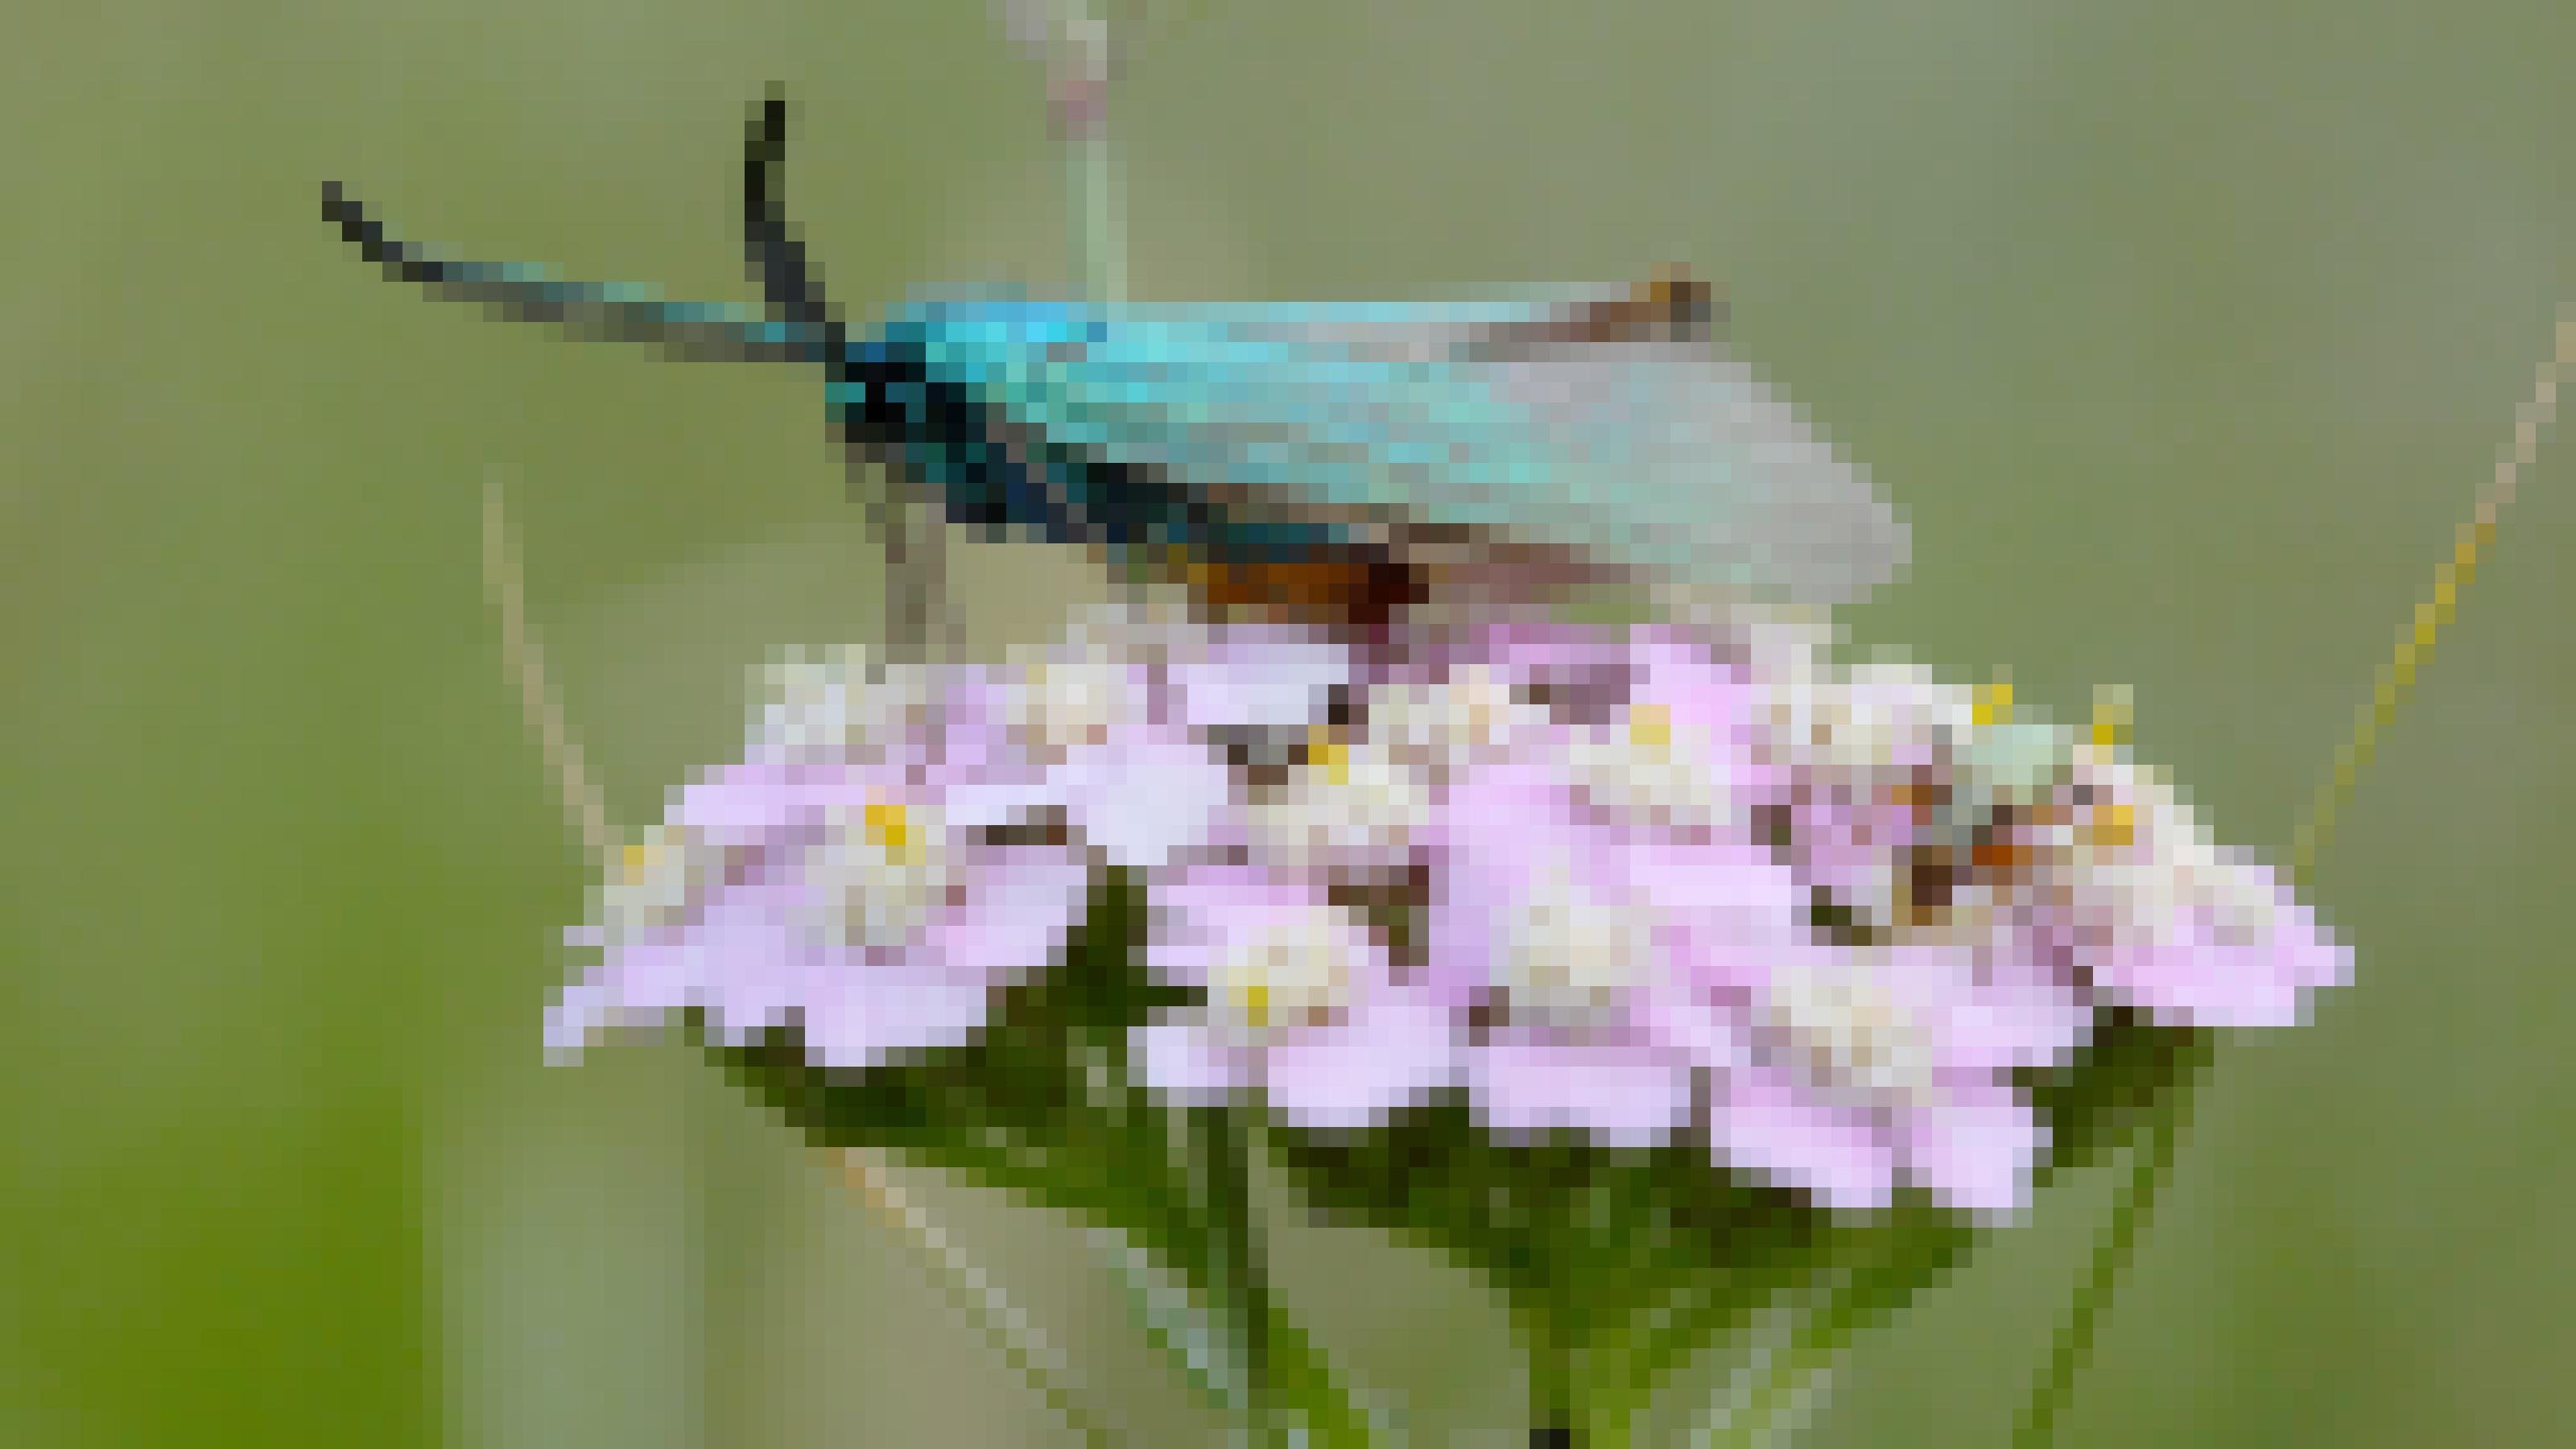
[852,455,947,664]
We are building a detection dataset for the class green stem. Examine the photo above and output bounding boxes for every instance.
[1042,12,1368,1442]
[1695,1217,1966,1448]
[844,1154,1115,1447]
[1520,1299,1579,1448]
[1609,1238,1821,1428]
[1073,109,1128,307]
[2012,1032,2213,1447]
[2014,311,2566,1443]
[1517,1290,1648,1449]
[1191,1108,1274,1443]
[1699,1278,1843,1449]
[1088,1194,1379,1446]
[1058,0,1126,308]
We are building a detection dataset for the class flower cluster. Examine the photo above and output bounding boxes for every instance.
[549,604,2347,1217]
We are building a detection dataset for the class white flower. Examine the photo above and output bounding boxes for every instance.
[598,821,717,943]
[801,793,961,954]
[994,620,1237,869]
[1246,663,1550,875]
[1248,722,1436,878]
[2060,749,2282,951]
[1567,696,1737,836]
[1371,663,1547,773]
[749,645,935,766]
[999,638,1147,766]
[1807,659,1976,778]
[1496,849,1659,1036]
[1757,947,1943,1111]
[1203,895,1368,1046]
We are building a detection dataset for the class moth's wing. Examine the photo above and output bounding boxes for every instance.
[905,295,1905,607]
[1206,295,1908,607]
[1471,336,1907,609]
[898,296,1550,557]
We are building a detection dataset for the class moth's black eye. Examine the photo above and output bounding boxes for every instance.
[836,345,926,449]
[836,342,993,462]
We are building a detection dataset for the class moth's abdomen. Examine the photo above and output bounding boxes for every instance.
[1157,550,1426,629]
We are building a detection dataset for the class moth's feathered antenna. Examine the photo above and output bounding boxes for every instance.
[320,180,822,364]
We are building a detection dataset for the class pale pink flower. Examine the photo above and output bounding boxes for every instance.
[1134,864,1457,1129]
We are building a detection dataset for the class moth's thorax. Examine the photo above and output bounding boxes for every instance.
[827,317,1360,571]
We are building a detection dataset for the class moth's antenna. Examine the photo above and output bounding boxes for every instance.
[744,89,848,354]
[320,179,819,363]
[324,181,423,276]
[746,87,940,658]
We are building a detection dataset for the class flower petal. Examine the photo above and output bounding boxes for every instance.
[1898,1076,2045,1219]
[1262,986,1459,1130]
[1707,1067,1895,1211]
[1468,1030,1693,1146]
[923,844,1091,988]
[1064,732,1233,869]
[1133,1018,1249,1107]
[2098,873,2351,1029]
[1162,622,1349,733]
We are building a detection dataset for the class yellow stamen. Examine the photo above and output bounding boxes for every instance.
[620,838,661,884]
[1306,724,1351,787]
[864,799,914,860]
[1973,679,2014,729]
[1627,700,1673,753]
[1236,980,1273,1031]
[2089,683,2133,753]
[2085,799,2136,853]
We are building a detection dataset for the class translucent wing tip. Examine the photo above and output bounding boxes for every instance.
[1709,377,1910,609]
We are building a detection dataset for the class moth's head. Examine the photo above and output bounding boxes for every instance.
[828,335,933,452]
[827,330,1039,536]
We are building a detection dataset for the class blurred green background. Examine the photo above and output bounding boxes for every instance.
[6,1,2572,1443]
